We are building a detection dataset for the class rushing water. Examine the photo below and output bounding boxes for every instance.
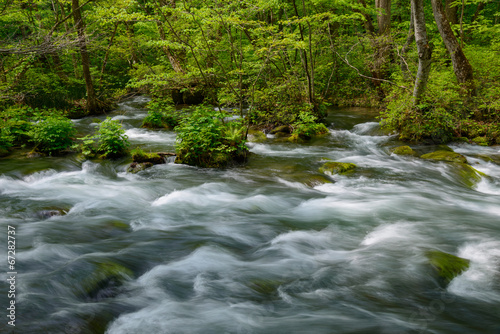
[1,98,500,334]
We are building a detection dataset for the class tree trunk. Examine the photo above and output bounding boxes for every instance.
[412,0,432,105]
[376,0,391,34]
[445,0,458,24]
[72,0,98,113]
[400,2,414,80]
[431,0,475,95]
[357,0,375,35]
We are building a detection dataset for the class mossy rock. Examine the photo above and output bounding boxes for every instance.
[426,250,470,284]
[421,150,467,164]
[80,261,134,301]
[127,162,153,173]
[472,136,489,146]
[270,125,291,135]
[247,130,267,143]
[392,145,416,156]
[453,163,486,188]
[287,133,305,143]
[131,150,165,165]
[319,161,356,175]
[437,145,453,152]
[248,279,285,296]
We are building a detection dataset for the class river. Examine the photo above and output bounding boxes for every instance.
[1,97,499,334]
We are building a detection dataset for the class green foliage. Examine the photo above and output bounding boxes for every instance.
[142,99,182,129]
[96,118,129,158]
[175,105,248,168]
[28,116,76,154]
[290,111,329,141]
[74,118,129,159]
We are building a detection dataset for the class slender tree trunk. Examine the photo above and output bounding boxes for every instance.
[431,0,475,95]
[445,0,458,24]
[400,1,414,79]
[100,22,119,85]
[412,0,432,105]
[72,0,98,112]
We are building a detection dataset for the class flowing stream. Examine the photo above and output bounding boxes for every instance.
[1,97,500,334]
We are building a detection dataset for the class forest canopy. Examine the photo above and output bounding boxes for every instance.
[1,0,499,160]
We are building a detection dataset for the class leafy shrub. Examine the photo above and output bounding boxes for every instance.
[96,118,129,158]
[289,111,329,142]
[142,100,182,129]
[175,105,248,167]
[28,116,76,154]
[0,106,35,148]
[74,118,129,158]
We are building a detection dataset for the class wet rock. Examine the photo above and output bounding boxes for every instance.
[247,129,267,143]
[26,151,45,159]
[270,125,291,135]
[81,261,134,302]
[426,250,470,285]
[127,162,153,173]
[37,208,69,219]
[132,151,165,165]
[421,150,467,164]
[392,145,416,156]
[453,163,486,188]
[319,161,356,175]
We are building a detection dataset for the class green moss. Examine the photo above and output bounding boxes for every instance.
[319,161,356,175]
[131,148,165,164]
[426,250,470,284]
[421,150,467,164]
[472,136,489,146]
[392,145,415,156]
[127,162,153,173]
[80,261,134,301]
[248,279,284,296]
[270,125,291,135]
[247,130,267,143]
[454,163,486,188]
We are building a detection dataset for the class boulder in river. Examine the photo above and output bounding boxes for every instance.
[426,250,470,285]
[421,150,467,164]
[319,161,356,175]
[391,145,416,156]
[247,129,267,143]
[127,162,153,173]
[81,261,134,302]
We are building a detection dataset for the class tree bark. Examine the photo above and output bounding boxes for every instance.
[445,0,458,24]
[400,1,414,79]
[412,0,432,105]
[156,22,185,73]
[431,0,475,95]
[376,0,391,34]
[72,0,98,112]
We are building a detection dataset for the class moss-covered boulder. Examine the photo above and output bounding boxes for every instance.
[131,149,165,165]
[80,261,134,301]
[453,163,486,188]
[426,250,470,284]
[472,136,489,146]
[392,145,416,156]
[319,161,356,175]
[421,150,467,164]
[270,125,291,135]
[247,130,267,143]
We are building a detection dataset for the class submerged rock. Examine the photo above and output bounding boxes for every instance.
[319,161,356,175]
[426,250,470,285]
[392,145,416,156]
[36,207,69,219]
[421,150,467,164]
[453,163,486,188]
[81,261,134,302]
[127,162,153,173]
